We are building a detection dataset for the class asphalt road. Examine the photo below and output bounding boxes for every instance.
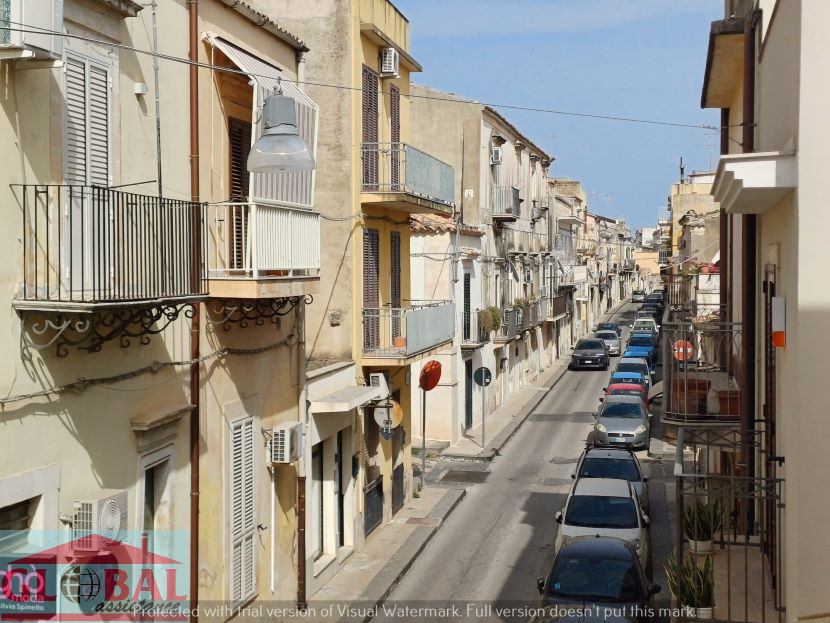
[373,302,648,622]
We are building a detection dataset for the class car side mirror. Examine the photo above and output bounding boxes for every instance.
[642,514,650,526]
[555,511,563,524]
[570,473,575,479]
[537,577,546,594]
[643,477,649,483]
[598,397,604,402]
[648,584,662,596]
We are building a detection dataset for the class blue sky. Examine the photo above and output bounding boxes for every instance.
[394,0,722,230]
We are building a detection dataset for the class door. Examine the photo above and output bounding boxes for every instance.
[391,231,401,340]
[336,431,344,549]
[463,272,472,341]
[465,359,474,430]
[363,229,380,350]
[390,85,401,191]
[228,117,252,270]
[361,66,379,191]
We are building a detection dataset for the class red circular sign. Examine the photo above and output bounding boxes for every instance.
[673,340,694,361]
[419,360,442,391]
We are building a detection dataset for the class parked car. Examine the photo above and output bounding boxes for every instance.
[632,290,646,303]
[595,321,622,337]
[569,338,610,370]
[609,371,648,392]
[535,537,660,623]
[626,333,658,367]
[554,477,650,567]
[595,330,622,356]
[601,382,649,408]
[572,446,649,512]
[615,357,654,392]
[631,318,659,336]
[593,394,651,450]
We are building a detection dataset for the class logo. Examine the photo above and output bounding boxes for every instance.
[60,567,101,605]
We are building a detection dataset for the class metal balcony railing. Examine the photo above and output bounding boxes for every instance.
[460,309,490,345]
[547,294,568,319]
[206,202,321,279]
[363,301,454,357]
[17,184,206,306]
[361,143,454,207]
[494,308,520,342]
[658,207,671,224]
[491,185,521,219]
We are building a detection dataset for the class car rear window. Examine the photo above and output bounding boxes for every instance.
[629,336,654,347]
[610,388,644,399]
[597,332,617,340]
[565,495,638,529]
[579,457,641,482]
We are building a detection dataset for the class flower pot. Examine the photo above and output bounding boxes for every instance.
[690,607,714,620]
[689,539,713,555]
[393,336,406,348]
[717,390,741,415]
[700,265,711,274]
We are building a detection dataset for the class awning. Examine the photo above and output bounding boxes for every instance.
[712,151,797,215]
[309,386,382,414]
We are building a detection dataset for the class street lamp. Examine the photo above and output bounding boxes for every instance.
[247,89,315,173]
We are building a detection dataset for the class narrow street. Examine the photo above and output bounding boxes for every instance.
[372,301,669,622]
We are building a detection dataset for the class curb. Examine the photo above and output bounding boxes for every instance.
[354,488,467,623]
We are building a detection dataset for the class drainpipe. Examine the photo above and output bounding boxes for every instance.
[740,8,759,533]
[719,108,729,368]
[297,299,308,611]
[188,1,200,621]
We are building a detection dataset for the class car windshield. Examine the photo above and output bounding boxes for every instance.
[616,363,647,375]
[597,332,617,340]
[548,554,642,602]
[579,458,641,482]
[601,402,644,418]
[578,340,604,350]
[565,495,639,529]
[629,337,653,347]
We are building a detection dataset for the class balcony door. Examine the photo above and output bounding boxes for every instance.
[228,117,252,271]
[391,232,401,339]
[362,66,379,191]
[390,85,400,191]
[363,229,380,350]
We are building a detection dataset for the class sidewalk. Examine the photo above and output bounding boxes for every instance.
[441,298,632,461]
[306,485,465,622]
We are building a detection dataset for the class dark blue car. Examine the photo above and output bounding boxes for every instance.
[626,332,657,366]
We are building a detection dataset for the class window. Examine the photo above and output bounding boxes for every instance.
[64,52,111,186]
[230,417,255,604]
[0,499,36,551]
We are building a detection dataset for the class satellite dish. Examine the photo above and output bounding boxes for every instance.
[374,400,403,436]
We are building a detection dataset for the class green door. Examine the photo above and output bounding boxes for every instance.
[465,359,474,430]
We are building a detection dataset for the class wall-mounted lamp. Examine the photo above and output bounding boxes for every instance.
[247,90,315,173]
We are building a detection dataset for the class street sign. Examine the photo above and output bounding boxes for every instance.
[419,360,442,391]
[673,339,694,361]
[473,366,492,387]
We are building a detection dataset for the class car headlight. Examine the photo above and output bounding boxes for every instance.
[634,425,647,434]
[595,423,607,433]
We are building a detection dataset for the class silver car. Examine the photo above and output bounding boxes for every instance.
[595,330,621,356]
[594,394,651,450]
[572,446,649,513]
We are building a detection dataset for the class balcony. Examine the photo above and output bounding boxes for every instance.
[658,207,671,225]
[520,301,544,331]
[491,186,521,222]
[460,309,490,351]
[362,301,454,364]
[493,308,520,343]
[547,294,568,320]
[206,202,320,299]
[16,184,206,311]
[620,258,636,272]
[361,143,454,215]
[575,238,597,256]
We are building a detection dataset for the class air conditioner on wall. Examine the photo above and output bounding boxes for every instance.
[270,422,303,464]
[369,372,390,399]
[380,47,400,78]
[72,490,129,551]
[490,146,503,165]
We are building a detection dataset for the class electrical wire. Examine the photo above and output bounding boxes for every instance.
[0,21,737,133]
[0,335,295,406]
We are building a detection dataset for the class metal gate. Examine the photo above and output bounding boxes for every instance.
[364,476,383,536]
[392,464,405,514]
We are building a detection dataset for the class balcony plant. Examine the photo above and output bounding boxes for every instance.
[513,297,528,309]
[478,308,500,334]
[684,498,724,555]
[666,553,715,619]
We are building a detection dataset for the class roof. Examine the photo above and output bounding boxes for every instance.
[483,106,553,163]
[410,214,484,237]
[556,535,635,560]
[217,0,309,52]
[573,477,632,497]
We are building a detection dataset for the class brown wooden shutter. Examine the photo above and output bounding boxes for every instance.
[362,66,379,191]
[363,229,380,350]
[391,231,401,338]
[390,85,400,191]
[228,118,252,270]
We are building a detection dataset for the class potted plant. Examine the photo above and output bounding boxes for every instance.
[684,499,723,555]
[513,297,527,309]
[478,308,498,335]
[717,389,741,416]
[666,554,715,619]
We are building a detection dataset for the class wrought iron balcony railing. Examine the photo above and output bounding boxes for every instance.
[16,184,206,308]
[363,301,454,357]
[361,142,454,207]
[206,202,321,280]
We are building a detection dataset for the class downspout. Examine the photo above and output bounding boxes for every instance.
[719,108,730,370]
[188,1,200,621]
[740,8,759,533]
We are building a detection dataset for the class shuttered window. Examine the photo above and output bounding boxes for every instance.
[390,85,400,190]
[228,118,252,269]
[230,417,255,604]
[64,53,110,186]
[362,66,379,190]
[363,229,380,350]
[391,231,401,338]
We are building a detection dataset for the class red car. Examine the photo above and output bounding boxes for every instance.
[600,382,649,408]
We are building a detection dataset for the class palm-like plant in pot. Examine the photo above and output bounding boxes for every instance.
[666,554,715,619]
[684,498,724,555]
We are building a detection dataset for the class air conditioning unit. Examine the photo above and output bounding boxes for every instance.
[270,422,303,464]
[380,47,400,78]
[0,0,63,60]
[72,490,129,551]
[490,146,503,165]
[369,372,390,399]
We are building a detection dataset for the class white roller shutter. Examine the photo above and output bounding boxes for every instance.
[63,52,110,186]
[230,417,256,604]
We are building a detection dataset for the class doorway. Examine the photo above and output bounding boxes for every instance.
[464,359,474,430]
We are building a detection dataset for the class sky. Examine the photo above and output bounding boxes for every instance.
[393,0,722,231]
